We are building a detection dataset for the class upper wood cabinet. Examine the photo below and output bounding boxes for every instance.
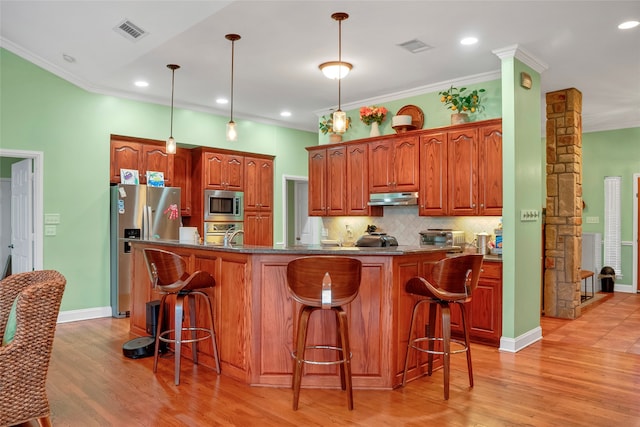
[368,134,419,193]
[478,123,503,216]
[202,152,244,191]
[345,143,383,217]
[110,136,173,186]
[244,156,274,245]
[417,119,502,216]
[308,146,347,216]
[418,131,448,216]
[173,147,192,216]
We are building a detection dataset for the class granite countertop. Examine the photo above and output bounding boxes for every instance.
[129,239,462,256]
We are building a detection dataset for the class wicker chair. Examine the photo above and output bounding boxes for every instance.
[0,270,66,427]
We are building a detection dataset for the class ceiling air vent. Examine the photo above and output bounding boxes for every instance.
[398,39,433,54]
[113,19,148,42]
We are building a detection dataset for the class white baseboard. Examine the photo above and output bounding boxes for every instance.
[57,306,112,323]
[499,326,542,353]
[614,284,636,294]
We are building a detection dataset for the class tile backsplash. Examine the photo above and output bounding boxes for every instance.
[321,206,502,246]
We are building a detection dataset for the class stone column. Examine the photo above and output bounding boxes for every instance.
[544,88,583,318]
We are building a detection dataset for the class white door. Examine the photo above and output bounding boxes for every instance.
[11,159,34,273]
[294,181,320,245]
[0,179,11,276]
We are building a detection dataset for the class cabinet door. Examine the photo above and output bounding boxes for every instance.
[224,154,244,191]
[142,145,173,186]
[478,124,503,216]
[368,140,394,192]
[447,128,478,215]
[110,140,142,183]
[468,262,502,346]
[326,146,347,216]
[346,143,382,216]
[308,148,327,216]
[392,135,419,191]
[203,153,244,190]
[245,157,273,211]
[419,132,448,216]
[173,148,192,216]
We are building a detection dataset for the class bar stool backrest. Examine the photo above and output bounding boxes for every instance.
[286,256,362,308]
[143,248,190,291]
[411,254,483,301]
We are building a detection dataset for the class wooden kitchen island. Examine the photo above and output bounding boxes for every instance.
[129,240,453,390]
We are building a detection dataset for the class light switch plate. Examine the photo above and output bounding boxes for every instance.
[586,216,599,223]
[45,225,57,236]
[44,213,60,224]
[520,209,539,222]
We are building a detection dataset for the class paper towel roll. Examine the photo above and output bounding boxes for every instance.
[179,227,198,243]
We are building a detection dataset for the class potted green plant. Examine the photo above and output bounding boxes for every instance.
[319,114,351,142]
[438,86,486,124]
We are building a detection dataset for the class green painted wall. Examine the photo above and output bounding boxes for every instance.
[0,48,315,312]
[320,79,503,144]
[581,127,640,286]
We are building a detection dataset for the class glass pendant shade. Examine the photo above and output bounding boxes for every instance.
[226,121,238,141]
[319,61,352,80]
[332,110,347,134]
[166,136,176,154]
[166,64,180,155]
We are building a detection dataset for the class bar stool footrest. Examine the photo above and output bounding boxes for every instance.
[410,337,469,355]
[158,327,214,345]
[291,345,352,366]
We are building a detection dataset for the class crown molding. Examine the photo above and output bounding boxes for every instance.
[492,44,549,73]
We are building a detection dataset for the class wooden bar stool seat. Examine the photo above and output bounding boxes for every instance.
[143,248,220,385]
[402,254,483,400]
[286,256,362,410]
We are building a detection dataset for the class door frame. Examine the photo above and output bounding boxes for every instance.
[634,173,639,292]
[0,149,43,270]
[282,174,317,247]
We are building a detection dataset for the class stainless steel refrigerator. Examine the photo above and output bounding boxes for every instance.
[110,184,181,318]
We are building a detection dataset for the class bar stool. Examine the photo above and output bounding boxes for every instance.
[286,256,362,410]
[402,254,483,399]
[143,248,220,385]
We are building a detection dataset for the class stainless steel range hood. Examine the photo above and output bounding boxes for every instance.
[368,192,418,206]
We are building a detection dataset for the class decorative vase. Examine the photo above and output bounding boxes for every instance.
[451,113,469,125]
[370,121,381,137]
[329,133,342,143]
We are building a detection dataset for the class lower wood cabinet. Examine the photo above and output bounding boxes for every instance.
[450,260,502,346]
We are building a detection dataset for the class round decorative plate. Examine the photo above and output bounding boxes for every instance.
[397,105,424,130]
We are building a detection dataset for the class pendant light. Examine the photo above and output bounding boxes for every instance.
[319,13,352,80]
[165,64,180,154]
[327,13,349,134]
[226,33,241,141]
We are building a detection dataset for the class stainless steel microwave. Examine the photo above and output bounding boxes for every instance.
[419,230,466,247]
[204,190,244,221]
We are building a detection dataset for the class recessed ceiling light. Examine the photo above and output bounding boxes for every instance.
[216,98,228,104]
[618,20,639,30]
[280,111,292,117]
[460,37,478,45]
[134,81,149,87]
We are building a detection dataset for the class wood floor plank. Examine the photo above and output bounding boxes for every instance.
[15,292,640,426]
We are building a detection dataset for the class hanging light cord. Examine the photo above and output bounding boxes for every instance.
[230,38,235,122]
[170,67,176,136]
[337,16,342,110]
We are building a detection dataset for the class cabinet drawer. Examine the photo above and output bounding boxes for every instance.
[480,261,502,279]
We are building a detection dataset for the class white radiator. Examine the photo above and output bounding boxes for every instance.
[582,232,602,292]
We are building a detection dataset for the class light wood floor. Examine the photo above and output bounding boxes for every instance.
[22,292,640,426]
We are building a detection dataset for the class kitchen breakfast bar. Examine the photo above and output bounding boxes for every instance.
[128,240,457,390]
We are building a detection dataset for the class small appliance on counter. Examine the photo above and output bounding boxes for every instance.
[419,229,466,247]
[356,225,399,247]
[355,234,399,247]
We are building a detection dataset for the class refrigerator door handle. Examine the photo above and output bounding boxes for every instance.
[147,205,153,239]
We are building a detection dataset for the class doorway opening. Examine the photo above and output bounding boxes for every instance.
[0,149,44,272]
[282,175,320,247]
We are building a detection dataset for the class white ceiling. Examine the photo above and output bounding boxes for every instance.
[1,1,639,134]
